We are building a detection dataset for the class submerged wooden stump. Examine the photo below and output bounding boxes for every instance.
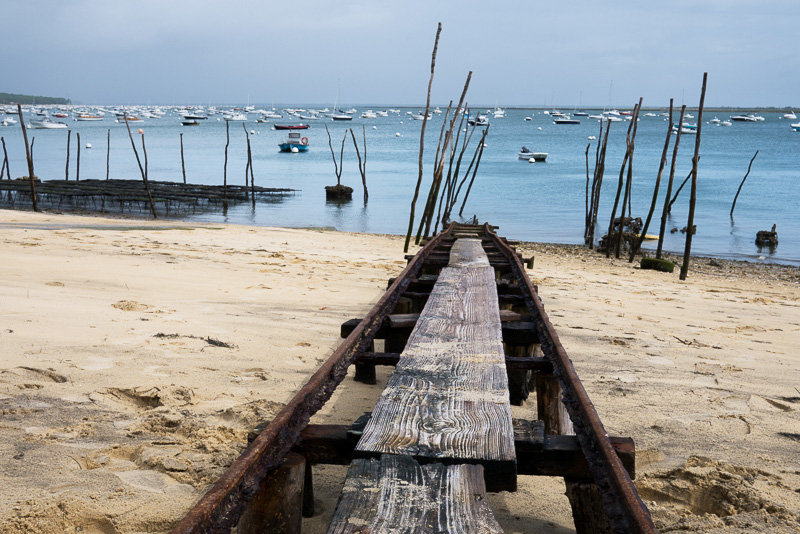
[756,224,778,247]
[325,184,353,200]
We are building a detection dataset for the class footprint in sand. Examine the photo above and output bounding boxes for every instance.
[112,300,150,312]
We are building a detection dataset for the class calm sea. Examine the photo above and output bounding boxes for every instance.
[3,107,799,266]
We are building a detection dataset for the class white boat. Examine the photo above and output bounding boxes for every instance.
[553,117,580,125]
[791,122,800,131]
[2,117,17,125]
[361,110,377,119]
[223,113,247,121]
[467,114,489,126]
[331,113,353,121]
[721,121,732,126]
[709,117,721,124]
[76,113,104,121]
[730,114,757,122]
[30,116,68,129]
[783,110,797,120]
[518,147,547,161]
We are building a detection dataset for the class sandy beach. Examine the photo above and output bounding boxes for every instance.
[1,209,798,534]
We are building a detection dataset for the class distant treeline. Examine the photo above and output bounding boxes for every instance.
[0,92,71,105]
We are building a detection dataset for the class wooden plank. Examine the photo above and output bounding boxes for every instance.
[356,239,516,489]
[327,455,502,534]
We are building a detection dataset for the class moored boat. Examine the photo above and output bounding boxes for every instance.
[76,114,104,121]
[30,116,68,129]
[279,131,310,152]
[792,122,800,132]
[274,124,310,130]
[518,147,547,161]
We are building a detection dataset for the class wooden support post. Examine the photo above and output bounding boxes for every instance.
[565,479,615,534]
[536,371,574,435]
[106,129,110,180]
[76,133,81,181]
[235,451,305,534]
[302,460,314,518]
[353,339,376,385]
[505,342,533,406]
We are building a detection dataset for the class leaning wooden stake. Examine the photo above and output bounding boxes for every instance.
[730,150,759,217]
[457,126,489,216]
[614,99,643,258]
[680,72,708,281]
[180,132,186,184]
[65,130,71,181]
[605,109,637,257]
[1,137,9,179]
[17,104,38,211]
[629,99,674,262]
[123,113,157,218]
[350,125,368,202]
[404,22,441,253]
[656,105,686,259]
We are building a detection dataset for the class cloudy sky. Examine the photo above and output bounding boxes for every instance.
[3,0,797,108]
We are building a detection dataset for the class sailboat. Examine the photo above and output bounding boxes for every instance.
[573,91,588,116]
[329,80,353,121]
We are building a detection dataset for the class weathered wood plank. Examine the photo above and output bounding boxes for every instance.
[356,239,516,488]
[326,455,502,534]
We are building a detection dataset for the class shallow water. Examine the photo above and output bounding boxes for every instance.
[2,107,798,265]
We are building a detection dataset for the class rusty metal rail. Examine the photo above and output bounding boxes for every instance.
[484,222,656,533]
[170,226,453,533]
[171,221,655,534]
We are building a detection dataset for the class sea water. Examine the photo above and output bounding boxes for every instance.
[2,108,798,265]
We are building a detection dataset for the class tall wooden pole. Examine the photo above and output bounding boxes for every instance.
[404,22,441,253]
[656,105,686,259]
[123,114,157,218]
[629,99,674,261]
[76,133,81,181]
[65,130,71,181]
[17,104,38,211]
[223,120,229,210]
[180,132,186,184]
[106,128,110,180]
[680,72,708,281]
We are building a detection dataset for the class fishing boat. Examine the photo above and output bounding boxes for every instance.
[274,124,310,130]
[518,147,547,162]
[279,131,310,153]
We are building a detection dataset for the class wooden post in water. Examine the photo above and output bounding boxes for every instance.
[457,126,488,216]
[17,104,39,211]
[404,22,441,253]
[123,113,157,218]
[630,99,675,262]
[180,132,186,184]
[680,73,707,281]
[614,99,642,259]
[223,120,229,210]
[605,108,637,257]
[655,104,685,259]
[65,130,71,181]
[1,137,9,179]
[730,150,759,217]
[140,132,148,183]
[106,128,110,180]
[350,125,368,203]
[76,133,81,181]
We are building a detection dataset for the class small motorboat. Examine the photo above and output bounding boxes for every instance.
[468,114,489,127]
[76,114,104,121]
[518,147,547,162]
[30,116,68,129]
[730,114,757,122]
[553,117,580,125]
[181,119,199,126]
[783,110,797,120]
[279,131,310,153]
[791,122,800,132]
[274,124,310,130]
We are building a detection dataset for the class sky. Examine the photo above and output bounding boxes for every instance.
[2,0,798,108]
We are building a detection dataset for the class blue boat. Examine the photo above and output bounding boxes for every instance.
[279,131,310,152]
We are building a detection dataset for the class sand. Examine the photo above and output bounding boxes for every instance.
[1,209,798,534]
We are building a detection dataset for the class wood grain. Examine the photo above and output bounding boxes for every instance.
[326,455,502,534]
[356,239,515,471]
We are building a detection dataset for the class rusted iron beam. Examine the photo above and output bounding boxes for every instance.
[485,223,656,534]
[170,226,454,534]
[340,315,538,344]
